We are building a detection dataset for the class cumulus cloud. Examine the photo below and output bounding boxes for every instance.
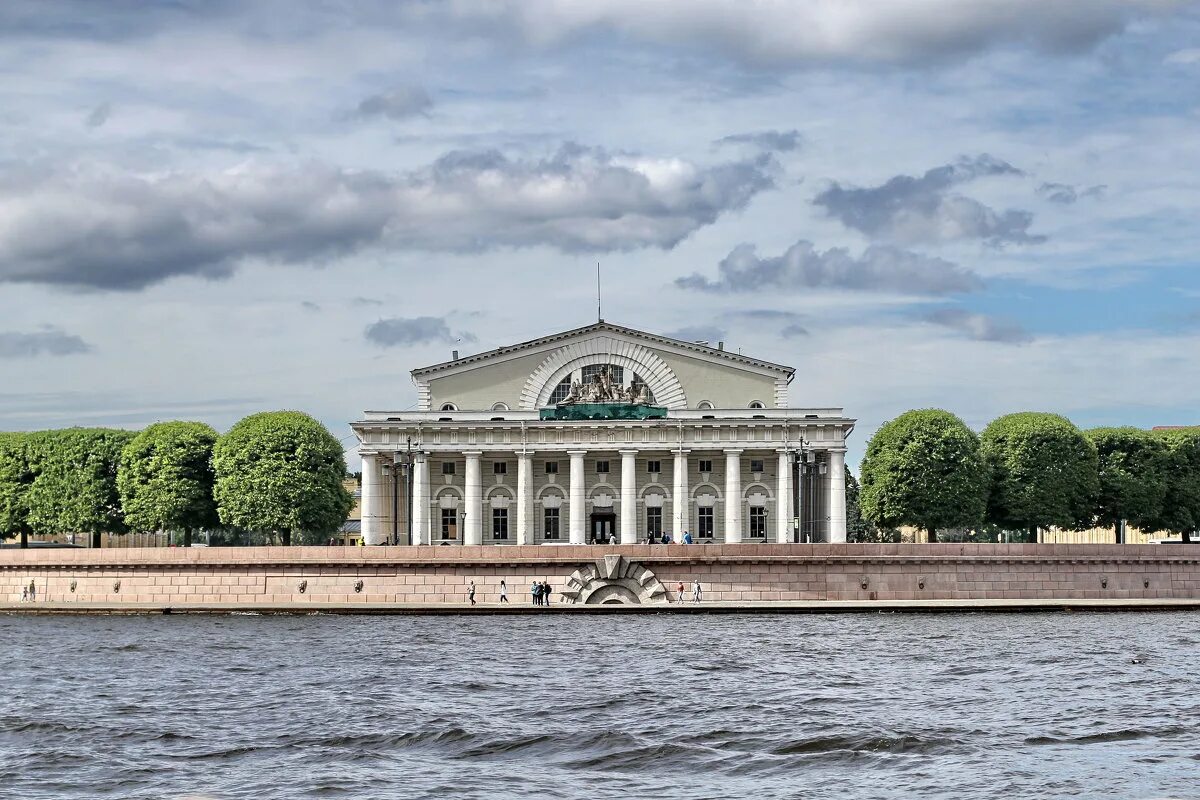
[0,328,91,358]
[813,154,1044,246]
[922,308,1032,343]
[716,129,802,152]
[0,144,774,290]
[428,0,1158,67]
[353,86,433,120]
[677,240,982,295]
[664,324,727,343]
[1165,48,1200,65]
[1038,182,1106,204]
[85,102,111,128]
[364,316,477,348]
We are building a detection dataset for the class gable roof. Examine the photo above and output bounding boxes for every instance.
[411,321,795,379]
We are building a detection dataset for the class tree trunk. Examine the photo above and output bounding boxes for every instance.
[1028,525,1038,544]
[1184,530,1194,544]
[183,528,192,548]
[19,530,28,549]
[927,528,937,543]
[282,529,292,546]
[91,531,102,549]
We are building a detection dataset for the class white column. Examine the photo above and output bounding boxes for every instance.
[361,453,383,545]
[776,449,792,544]
[568,450,587,544]
[620,450,638,544]
[412,452,429,545]
[517,451,534,545]
[828,449,847,543]
[724,449,743,543]
[464,451,483,545]
[672,450,689,539]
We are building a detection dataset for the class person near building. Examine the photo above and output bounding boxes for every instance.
[499,579,509,604]
[542,580,552,605]
[531,580,541,605]
[682,530,693,544]
[28,580,35,602]
[692,580,703,603]
[676,581,685,602]
[468,580,476,606]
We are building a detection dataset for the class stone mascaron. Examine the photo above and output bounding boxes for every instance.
[352,322,855,546]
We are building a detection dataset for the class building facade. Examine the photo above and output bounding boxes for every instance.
[352,322,855,546]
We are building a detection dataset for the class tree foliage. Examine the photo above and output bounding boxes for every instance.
[981,412,1098,533]
[212,411,352,545]
[25,428,137,544]
[118,421,220,546]
[846,466,900,543]
[1086,427,1169,531]
[1145,427,1200,538]
[0,432,35,544]
[859,409,988,540]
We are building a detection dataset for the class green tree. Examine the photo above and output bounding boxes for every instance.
[212,411,352,545]
[118,421,220,548]
[1086,427,1170,542]
[1145,427,1200,542]
[26,428,137,547]
[859,409,988,542]
[980,412,1099,541]
[845,466,900,542]
[0,432,35,547]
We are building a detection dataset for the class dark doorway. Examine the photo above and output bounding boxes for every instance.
[590,512,616,543]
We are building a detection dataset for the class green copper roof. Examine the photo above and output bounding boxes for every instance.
[539,403,668,421]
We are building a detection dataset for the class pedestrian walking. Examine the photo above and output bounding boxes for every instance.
[682,530,693,544]
[542,580,552,605]
[21,585,28,602]
[28,580,35,602]
[499,579,509,604]
[607,532,617,546]
[468,580,476,606]
[692,580,702,603]
[676,581,685,602]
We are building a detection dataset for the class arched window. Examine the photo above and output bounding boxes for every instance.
[440,403,458,412]
[630,373,655,404]
[491,402,510,411]
[696,400,714,410]
[548,377,573,405]
[748,401,765,409]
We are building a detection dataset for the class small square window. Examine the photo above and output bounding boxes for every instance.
[493,462,507,475]
[441,462,455,476]
[750,459,764,473]
[698,459,713,473]
[596,460,610,474]
[545,461,559,474]
[647,460,661,474]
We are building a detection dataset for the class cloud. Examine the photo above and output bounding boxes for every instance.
[353,86,433,120]
[1165,48,1200,65]
[350,296,384,307]
[0,144,774,290]
[364,316,477,348]
[716,129,802,152]
[677,240,982,295]
[781,323,809,338]
[922,308,1032,343]
[1038,182,1106,204]
[428,1,1160,67]
[85,102,111,128]
[723,308,809,337]
[664,324,726,343]
[813,154,1044,246]
[300,301,320,312]
[0,328,91,358]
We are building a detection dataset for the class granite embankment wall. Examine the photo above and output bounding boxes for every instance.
[3,544,1200,605]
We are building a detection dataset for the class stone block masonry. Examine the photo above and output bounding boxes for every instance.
[3,544,1200,609]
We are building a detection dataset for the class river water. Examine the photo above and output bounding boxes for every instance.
[2,612,1198,799]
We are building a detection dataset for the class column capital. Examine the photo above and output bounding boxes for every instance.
[462,450,483,457]
[723,448,744,455]
[413,451,428,462]
[516,450,536,458]
[825,447,848,454]
[776,447,793,455]
[618,449,640,457]
[673,448,691,456]
[566,449,589,456]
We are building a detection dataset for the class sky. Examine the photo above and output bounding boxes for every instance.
[1,0,1199,469]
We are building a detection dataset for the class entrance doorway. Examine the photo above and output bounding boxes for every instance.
[590,512,616,543]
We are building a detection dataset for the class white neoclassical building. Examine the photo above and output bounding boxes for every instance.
[352,322,855,546]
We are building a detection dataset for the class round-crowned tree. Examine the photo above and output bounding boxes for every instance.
[1085,427,1170,541]
[118,421,220,547]
[1145,427,1200,542]
[860,409,988,542]
[981,412,1098,541]
[0,432,35,548]
[26,427,137,547]
[212,411,352,546]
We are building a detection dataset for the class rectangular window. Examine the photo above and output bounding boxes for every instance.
[750,506,767,538]
[441,462,455,476]
[750,459,765,473]
[698,459,713,473]
[646,507,663,539]
[596,460,610,474]
[647,460,661,474]
[543,507,560,540]
[492,508,509,540]
[493,462,507,475]
[545,461,559,474]
[440,508,458,540]
[698,507,714,539]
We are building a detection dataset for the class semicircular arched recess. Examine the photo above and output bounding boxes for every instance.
[520,336,687,410]
[558,555,669,605]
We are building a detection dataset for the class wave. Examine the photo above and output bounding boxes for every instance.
[1024,726,1190,746]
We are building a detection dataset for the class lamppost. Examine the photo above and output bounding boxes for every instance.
[401,437,413,546]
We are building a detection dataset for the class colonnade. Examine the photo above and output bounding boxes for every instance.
[361,448,847,546]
